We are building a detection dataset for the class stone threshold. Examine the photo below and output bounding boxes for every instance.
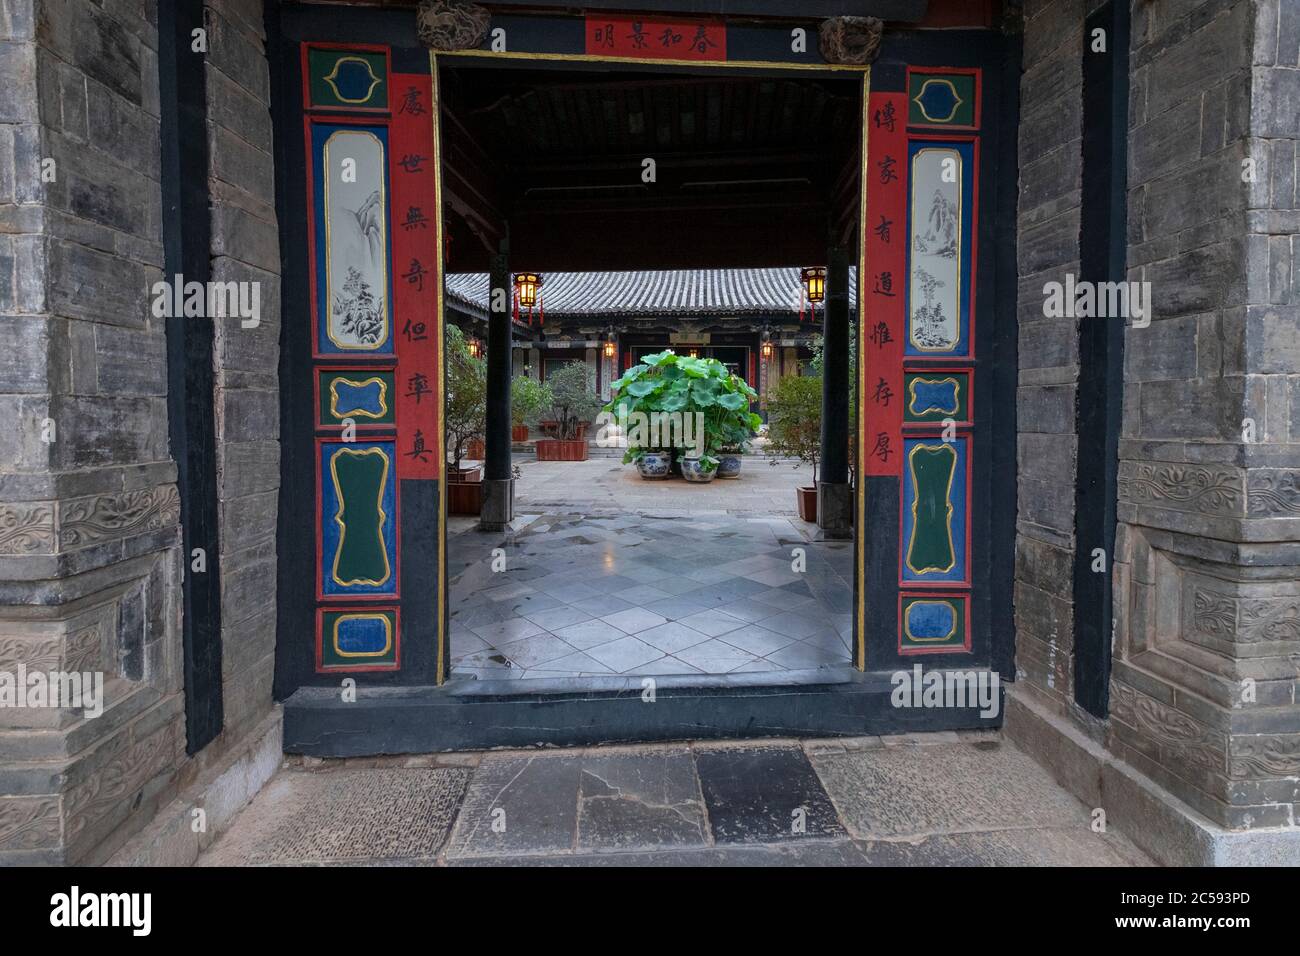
[282,666,1003,756]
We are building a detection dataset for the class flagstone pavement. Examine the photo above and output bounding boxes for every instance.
[198,735,1152,866]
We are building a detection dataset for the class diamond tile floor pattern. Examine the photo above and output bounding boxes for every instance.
[448,511,855,682]
[199,737,1151,866]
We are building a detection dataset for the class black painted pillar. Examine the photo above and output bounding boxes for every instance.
[818,246,852,537]
[481,243,514,530]
[160,0,223,753]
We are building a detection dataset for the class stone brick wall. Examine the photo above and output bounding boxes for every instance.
[1016,0,1300,831]
[1109,0,1300,830]
[0,0,279,864]
[1014,0,1086,706]
[206,0,280,748]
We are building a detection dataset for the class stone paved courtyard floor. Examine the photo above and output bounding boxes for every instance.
[502,454,813,516]
[199,734,1152,866]
[448,455,850,682]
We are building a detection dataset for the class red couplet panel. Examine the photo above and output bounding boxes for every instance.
[390,72,441,481]
[862,91,908,478]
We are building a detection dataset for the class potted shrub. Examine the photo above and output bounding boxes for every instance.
[511,373,550,443]
[766,373,823,522]
[535,361,600,462]
[444,325,486,513]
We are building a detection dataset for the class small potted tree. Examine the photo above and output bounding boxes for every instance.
[445,325,486,513]
[766,373,823,521]
[535,361,600,462]
[511,373,550,443]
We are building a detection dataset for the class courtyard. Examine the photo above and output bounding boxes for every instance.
[447,456,853,682]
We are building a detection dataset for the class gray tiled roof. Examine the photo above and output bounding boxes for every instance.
[445,268,859,320]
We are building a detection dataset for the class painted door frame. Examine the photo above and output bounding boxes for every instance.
[272,4,1018,744]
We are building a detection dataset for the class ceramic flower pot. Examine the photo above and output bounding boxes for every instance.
[717,454,743,479]
[636,450,672,479]
[680,457,718,483]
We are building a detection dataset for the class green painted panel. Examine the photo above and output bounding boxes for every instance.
[330,447,391,588]
[308,49,387,110]
[908,72,976,127]
[906,443,957,575]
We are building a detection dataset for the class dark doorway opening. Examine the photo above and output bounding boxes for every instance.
[439,62,862,688]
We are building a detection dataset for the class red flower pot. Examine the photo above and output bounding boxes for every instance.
[448,479,484,515]
[512,424,529,442]
[535,438,588,461]
[796,486,817,523]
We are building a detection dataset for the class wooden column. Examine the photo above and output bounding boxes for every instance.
[481,243,514,529]
[818,245,852,536]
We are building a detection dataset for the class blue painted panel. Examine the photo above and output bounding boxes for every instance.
[336,615,391,655]
[911,377,959,416]
[905,601,955,640]
[335,377,386,417]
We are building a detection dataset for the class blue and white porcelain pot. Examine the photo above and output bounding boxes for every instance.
[636,450,672,479]
[717,454,743,479]
[680,457,718,483]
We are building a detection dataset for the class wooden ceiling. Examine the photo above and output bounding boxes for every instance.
[439,66,862,273]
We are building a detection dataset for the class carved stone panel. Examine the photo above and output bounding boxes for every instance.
[0,502,55,555]
[57,486,180,552]
[1118,461,1245,517]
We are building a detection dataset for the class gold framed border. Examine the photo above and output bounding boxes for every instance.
[855,71,870,672]
[432,51,869,677]
[322,54,384,106]
[430,61,449,685]
[906,375,961,419]
[323,128,391,352]
[328,375,390,420]
[435,48,870,73]
[904,441,958,576]
[907,146,963,353]
[902,599,959,644]
[328,445,393,588]
[332,612,394,658]
[911,77,964,124]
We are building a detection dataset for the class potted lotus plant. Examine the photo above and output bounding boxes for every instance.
[606,351,760,482]
[534,361,600,462]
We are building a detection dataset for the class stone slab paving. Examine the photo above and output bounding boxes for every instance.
[509,455,813,516]
[199,734,1152,867]
[199,768,470,866]
[447,509,854,682]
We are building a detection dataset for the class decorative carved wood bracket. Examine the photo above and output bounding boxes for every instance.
[417,0,492,52]
[818,16,884,65]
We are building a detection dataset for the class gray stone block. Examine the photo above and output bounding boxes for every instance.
[1017,383,1076,434]
[1253,63,1300,138]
